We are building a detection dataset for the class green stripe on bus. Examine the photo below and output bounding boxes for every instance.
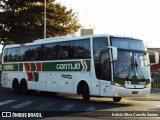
[42,60,90,72]
[33,72,39,82]
[2,60,91,72]
[114,78,150,85]
[18,63,23,71]
[2,63,23,71]
[30,63,36,71]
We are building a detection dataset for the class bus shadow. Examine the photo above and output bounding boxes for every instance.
[31,92,133,117]
[3,89,135,118]
[25,90,133,107]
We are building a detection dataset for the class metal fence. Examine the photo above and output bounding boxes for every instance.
[151,72,160,89]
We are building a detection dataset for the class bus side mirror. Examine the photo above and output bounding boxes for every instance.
[148,50,159,65]
[108,46,117,61]
[154,52,159,64]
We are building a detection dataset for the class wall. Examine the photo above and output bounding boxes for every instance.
[148,48,160,89]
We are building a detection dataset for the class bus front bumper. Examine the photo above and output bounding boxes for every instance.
[109,86,150,97]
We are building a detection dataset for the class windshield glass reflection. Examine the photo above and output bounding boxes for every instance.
[114,51,150,80]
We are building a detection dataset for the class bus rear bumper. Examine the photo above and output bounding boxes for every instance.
[109,86,150,97]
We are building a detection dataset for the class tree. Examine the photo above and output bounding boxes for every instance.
[0,0,81,44]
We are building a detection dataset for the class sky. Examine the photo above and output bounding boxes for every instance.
[56,0,160,48]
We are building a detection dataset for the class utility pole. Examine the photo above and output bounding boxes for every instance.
[44,0,46,39]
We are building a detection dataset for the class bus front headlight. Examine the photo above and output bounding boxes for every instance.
[114,82,124,87]
[145,83,151,88]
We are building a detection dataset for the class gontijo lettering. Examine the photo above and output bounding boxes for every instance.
[56,63,80,70]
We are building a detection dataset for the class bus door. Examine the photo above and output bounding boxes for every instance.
[93,37,111,96]
[99,52,111,96]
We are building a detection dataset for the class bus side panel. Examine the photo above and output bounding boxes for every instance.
[90,72,100,96]
[6,72,13,88]
[1,72,22,89]
[1,72,8,88]
[36,72,47,91]
[59,72,74,93]
[46,72,59,92]
[20,71,35,90]
[73,72,92,95]
[27,81,35,90]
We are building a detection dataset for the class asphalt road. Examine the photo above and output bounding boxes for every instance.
[0,86,160,120]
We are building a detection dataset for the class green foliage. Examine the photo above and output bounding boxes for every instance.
[0,0,81,44]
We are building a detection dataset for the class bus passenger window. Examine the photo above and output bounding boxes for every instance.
[29,45,42,61]
[73,39,90,59]
[57,42,72,59]
[4,49,8,62]
[11,48,20,61]
[35,46,42,60]
[7,49,12,62]
[43,43,57,60]
[20,46,30,61]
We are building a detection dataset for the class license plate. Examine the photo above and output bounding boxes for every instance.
[132,91,138,94]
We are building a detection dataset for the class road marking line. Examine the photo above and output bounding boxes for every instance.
[0,100,16,106]
[35,102,54,110]
[60,104,75,111]
[11,101,33,109]
[85,106,96,111]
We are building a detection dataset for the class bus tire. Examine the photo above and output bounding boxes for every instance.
[113,97,122,102]
[12,79,20,93]
[82,83,90,101]
[20,79,28,94]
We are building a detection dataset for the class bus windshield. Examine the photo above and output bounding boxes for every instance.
[111,37,150,81]
[114,51,150,80]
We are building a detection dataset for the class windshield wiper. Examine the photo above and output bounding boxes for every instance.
[131,56,145,80]
[135,61,145,80]
[131,56,137,79]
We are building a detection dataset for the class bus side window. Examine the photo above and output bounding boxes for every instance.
[43,43,57,60]
[93,37,111,80]
[30,46,35,61]
[73,39,90,59]
[11,48,20,61]
[101,52,111,80]
[29,45,42,61]
[57,42,73,59]
[35,46,42,60]
[20,46,30,61]
[6,48,12,62]
[43,45,50,60]
[4,49,8,62]
[57,42,67,59]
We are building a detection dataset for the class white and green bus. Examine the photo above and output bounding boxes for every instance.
[1,34,159,102]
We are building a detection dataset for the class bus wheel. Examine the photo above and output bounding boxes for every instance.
[113,97,122,102]
[20,79,28,94]
[82,83,90,101]
[12,79,20,93]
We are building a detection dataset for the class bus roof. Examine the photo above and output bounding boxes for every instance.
[4,34,141,49]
